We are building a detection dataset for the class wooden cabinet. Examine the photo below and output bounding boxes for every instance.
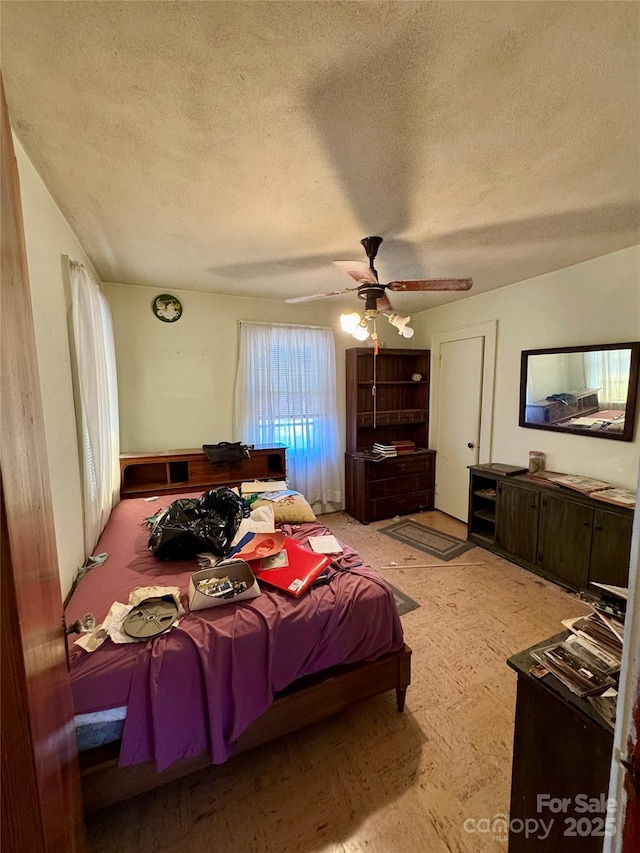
[468,467,632,590]
[590,509,634,587]
[525,388,600,425]
[495,480,539,565]
[537,492,592,589]
[120,445,287,498]
[344,347,434,524]
[508,638,613,853]
[345,450,435,525]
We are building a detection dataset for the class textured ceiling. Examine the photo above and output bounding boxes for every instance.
[2,1,639,312]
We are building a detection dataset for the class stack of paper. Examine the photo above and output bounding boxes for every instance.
[240,480,288,496]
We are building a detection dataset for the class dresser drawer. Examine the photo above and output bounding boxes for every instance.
[369,454,434,481]
[370,474,431,499]
[371,490,434,519]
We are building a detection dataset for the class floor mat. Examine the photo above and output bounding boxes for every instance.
[379,519,474,562]
[386,582,420,617]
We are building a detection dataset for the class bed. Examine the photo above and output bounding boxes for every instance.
[66,489,411,812]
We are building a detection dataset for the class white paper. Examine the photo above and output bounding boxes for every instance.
[569,417,603,427]
[308,534,342,555]
[240,480,288,495]
[590,582,629,601]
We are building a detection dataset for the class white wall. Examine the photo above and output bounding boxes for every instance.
[15,136,94,597]
[412,246,640,489]
[103,281,407,457]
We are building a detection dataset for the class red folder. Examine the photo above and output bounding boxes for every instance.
[253,538,331,597]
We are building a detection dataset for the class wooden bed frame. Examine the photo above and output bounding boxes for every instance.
[78,452,412,812]
[80,643,412,812]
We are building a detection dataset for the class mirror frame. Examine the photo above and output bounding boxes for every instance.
[519,342,640,442]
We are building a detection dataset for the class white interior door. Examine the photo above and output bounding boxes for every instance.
[435,336,484,521]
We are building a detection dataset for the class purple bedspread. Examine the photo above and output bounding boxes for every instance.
[66,494,403,771]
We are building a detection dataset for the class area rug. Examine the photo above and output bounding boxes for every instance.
[386,582,420,617]
[379,519,474,562]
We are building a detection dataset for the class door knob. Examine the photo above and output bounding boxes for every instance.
[467,442,475,449]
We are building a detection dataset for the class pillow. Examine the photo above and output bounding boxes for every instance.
[251,492,316,523]
[230,504,275,547]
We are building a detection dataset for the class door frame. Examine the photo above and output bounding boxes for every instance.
[429,320,497,466]
[604,463,640,851]
[1,74,85,851]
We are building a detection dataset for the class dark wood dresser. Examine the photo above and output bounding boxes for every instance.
[508,635,614,852]
[468,466,632,590]
[345,449,436,524]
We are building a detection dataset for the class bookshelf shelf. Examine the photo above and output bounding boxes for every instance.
[345,348,435,524]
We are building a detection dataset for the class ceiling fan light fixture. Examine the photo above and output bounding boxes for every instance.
[340,311,361,334]
[352,323,370,341]
[385,312,414,338]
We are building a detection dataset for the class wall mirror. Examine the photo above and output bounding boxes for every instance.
[519,342,640,442]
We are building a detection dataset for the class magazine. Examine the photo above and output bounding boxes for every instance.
[589,488,636,508]
[227,531,287,563]
[561,618,622,672]
[531,638,615,697]
[550,474,614,494]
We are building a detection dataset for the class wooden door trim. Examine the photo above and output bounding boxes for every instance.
[604,463,640,851]
[1,73,85,851]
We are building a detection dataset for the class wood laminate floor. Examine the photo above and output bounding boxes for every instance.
[85,510,591,853]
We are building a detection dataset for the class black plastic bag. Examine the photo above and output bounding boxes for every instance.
[148,487,246,560]
[203,442,252,466]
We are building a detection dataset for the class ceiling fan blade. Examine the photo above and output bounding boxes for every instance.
[285,286,359,304]
[388,278,473,292]
[376,293,393,311]
[333,260,378,284]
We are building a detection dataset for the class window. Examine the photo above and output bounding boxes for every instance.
[584,349,631,407]
[235,322,343,510]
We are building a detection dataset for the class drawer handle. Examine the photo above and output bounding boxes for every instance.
[398,464,406,471]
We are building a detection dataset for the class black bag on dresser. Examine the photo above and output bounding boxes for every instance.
[203,442,252,466]
[148,487,246,560]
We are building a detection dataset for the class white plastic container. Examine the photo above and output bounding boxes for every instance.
[188,560,261,611]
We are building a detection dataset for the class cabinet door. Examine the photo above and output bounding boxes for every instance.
[495,481,539,565]
[589,509,633,587]
[538,494,592,589]
[509,675,612,853]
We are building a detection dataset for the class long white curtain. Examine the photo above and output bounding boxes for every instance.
[584,349,631,407]
[235,322,343,510]
[70,261,120,554]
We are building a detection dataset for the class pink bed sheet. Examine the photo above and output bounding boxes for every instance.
[66,493,403,771]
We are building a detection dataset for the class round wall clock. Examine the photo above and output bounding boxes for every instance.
[152,293,183,323]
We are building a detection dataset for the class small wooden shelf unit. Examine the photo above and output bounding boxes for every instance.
[120,445,287,498]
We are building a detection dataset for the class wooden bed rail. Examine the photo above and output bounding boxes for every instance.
[80,643,412,812]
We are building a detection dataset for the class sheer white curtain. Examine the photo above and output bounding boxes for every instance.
[70,261,120,554]
[235,322,343,510]
[584,349,631,407]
